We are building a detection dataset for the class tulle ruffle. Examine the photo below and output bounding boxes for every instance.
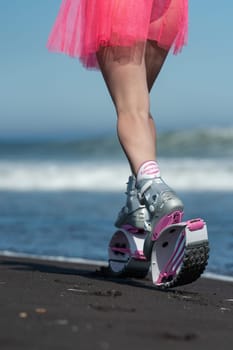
[47,0,188,69]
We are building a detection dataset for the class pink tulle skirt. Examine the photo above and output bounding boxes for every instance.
[47,0,188,69]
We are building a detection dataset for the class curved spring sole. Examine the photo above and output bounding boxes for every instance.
[151,219,209,288]
[155,241,209,289]
[108,229,150,279]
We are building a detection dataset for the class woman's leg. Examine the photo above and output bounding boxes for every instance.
[97,44,154,175]
[97,42,168,175]
[97,45,167,174]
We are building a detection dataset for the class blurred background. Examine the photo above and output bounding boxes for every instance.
[0,1,232,277]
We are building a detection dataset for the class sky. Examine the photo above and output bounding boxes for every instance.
[0,1,232,139]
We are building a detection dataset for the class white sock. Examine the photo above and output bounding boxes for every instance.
[136,160,161,182]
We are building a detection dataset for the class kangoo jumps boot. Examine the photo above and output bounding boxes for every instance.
[115,175,149,232]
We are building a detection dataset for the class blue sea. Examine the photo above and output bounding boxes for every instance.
[0,127,233,279]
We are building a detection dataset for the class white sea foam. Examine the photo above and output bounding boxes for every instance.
[0,158,232,191]
[0,250,108,267]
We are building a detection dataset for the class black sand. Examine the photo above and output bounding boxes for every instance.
[0,255,233,350]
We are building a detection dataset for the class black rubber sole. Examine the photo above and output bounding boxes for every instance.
[155,241,209,289]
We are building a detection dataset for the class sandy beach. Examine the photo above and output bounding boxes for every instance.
[0,255,233,350]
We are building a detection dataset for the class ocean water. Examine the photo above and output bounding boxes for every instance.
[0,127,232,278]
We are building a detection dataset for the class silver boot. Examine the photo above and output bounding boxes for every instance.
[136,177,184,258]
[115,175,149,231]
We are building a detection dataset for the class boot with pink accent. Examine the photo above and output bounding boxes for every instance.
[136,161,184,259]
[108,161,209,288]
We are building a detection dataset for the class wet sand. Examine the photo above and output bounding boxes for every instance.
[0,255,233,350]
